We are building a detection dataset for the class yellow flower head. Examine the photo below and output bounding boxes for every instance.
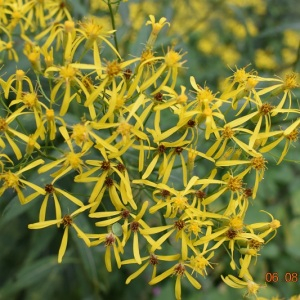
[106,60,122,78]
[71,123,90,146]
[146,15,169,36]
[164,48,186,68]
[59,65,77,81]
[282,72,299,90]
[79,17,105,40]
[229,216,244,232]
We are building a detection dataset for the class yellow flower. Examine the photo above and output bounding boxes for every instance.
[216,155,267,199]
[122,253,180,284]
[145,15,170,48]
[77,17,119,55]
[0,159,45,204]
[121,201,159,264]
[247,210,281,243]
[5,0,34,33]
[44,64,89,116]
[257,72,299,114]
[28,204,93,263]
[0,39,19,61]
[38,126,92,182]
[75,156,136,210]
[206,122,256,159]
[43,0,72,23]
[194,211,264,270]
[258,118,300,164]
[190,250,215,276]
[36,108,66,141]
[238,247,260,278]
[88,231,123,272]
[0,113,40,160]
[4,69,34,101]
[73,57,140,108]
[152,85,188,112]
[221,274,263,298]
[149,261,201,300]
[25,180,85,223]
[9,91,43,131]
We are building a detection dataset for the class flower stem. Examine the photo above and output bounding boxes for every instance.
[107,0,120,61]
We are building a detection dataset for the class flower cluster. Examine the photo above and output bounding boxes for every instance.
[0,1,299,299]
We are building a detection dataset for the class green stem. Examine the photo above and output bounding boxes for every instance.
[107,0,120,60]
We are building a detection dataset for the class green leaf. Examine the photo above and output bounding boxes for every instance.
[0,195,35,228]
[285,217,300,259]
[291,190,300,216]
[0,256,61,298]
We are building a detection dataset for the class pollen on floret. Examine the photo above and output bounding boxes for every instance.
[101,161,111,171]
[195,190,206,200]
[141,49,155,64]
[222,125,234,139]
[149,254,159,265]
[71,124,89,145]
[285,128,298,141]
[62,215,73,227]
[65,152,83,169]
[5,41,13,50]
[260,103,274,115]
[173,263,185,276]
[1,171,19,188]
[105,177,114,187]
[120,209,130,219]
[45,183,55,194]
[157,144,166,154]
[0,118,8,131]
[172,195,188,211]
[251,156,267,171]
[106,60,122,78]
[225,228,238,239]
[174,220,185,230]
[164,49,185,67]
[197,86,215,103]
[227,176,243,192]
[176,92,188,104]
[130,221,139,232]
[188,221,201,235]
[22,92,38,108]
[190,254,210,275]
[60,65,77,80]
[229,216,244,231]
[233,67,249,83]
[282,72,299,90]
[105,232,116,246]
[249,239,263,250]
[79,18,104,40]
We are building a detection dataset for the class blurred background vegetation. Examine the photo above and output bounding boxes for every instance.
[1,0,300,299]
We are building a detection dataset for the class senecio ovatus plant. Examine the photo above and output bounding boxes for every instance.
[0,1,300,299]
